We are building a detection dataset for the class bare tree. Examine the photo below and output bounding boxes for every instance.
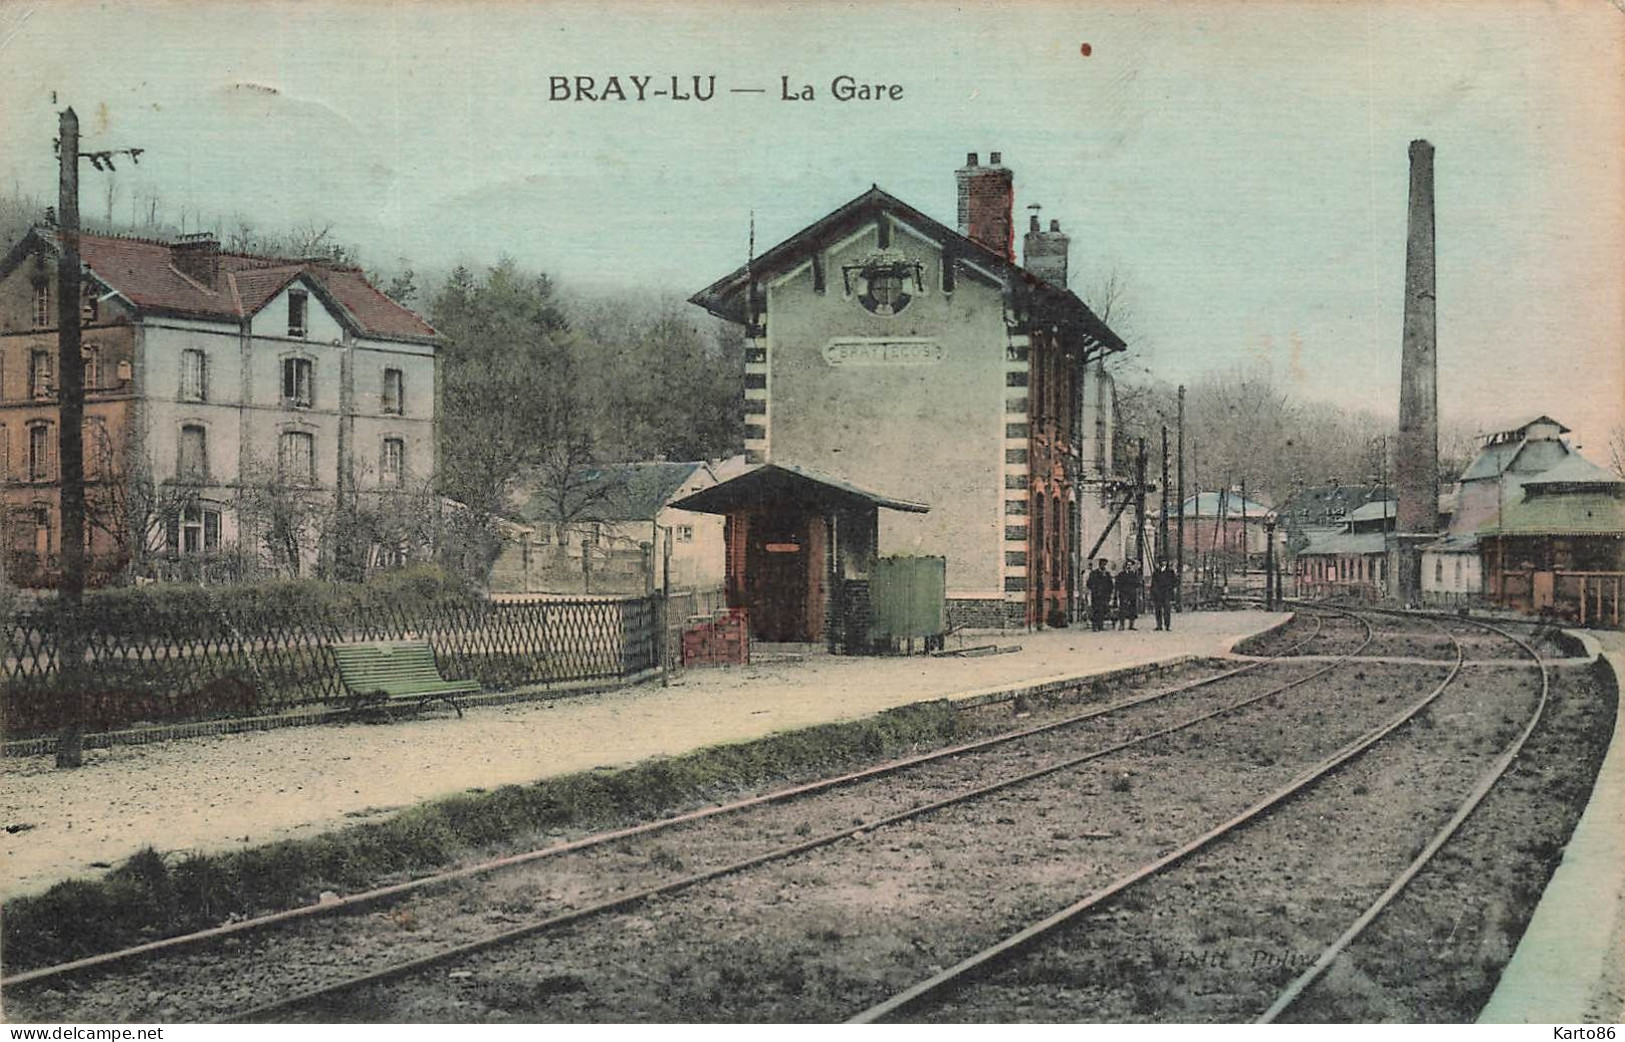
[1610,425,1625,480]
[531,423,623,550]
[83,423,196,578]
[235,454,327,578]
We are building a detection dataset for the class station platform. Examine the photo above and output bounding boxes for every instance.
[0,610,1279,901]
[1479,629,1625,1024]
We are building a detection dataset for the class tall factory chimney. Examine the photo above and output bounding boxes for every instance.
[956,152,1015,262]
[1394,138,1440,602]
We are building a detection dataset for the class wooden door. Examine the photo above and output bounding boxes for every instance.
[1532,571,1555,611]
[748,513,809,642]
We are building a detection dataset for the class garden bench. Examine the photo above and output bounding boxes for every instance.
[330,640,476,718]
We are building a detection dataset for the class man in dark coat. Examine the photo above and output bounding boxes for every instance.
[1086,558,1114,632]
[1116,562,1141,630]
[1151,560,1177,631]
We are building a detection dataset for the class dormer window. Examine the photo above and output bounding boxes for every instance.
[32,285,50,328]
[288,290,308,338]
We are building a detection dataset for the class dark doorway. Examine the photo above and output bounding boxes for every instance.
[749,512,806,642]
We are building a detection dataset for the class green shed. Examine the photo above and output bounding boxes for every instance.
[868,555,947,647]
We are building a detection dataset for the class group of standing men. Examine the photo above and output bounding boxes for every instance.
[1084,559,1179,632]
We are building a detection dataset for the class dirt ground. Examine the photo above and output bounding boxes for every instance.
[7,647,1413,1022]
[1,611,1277,901]
[7,614,1614,1023]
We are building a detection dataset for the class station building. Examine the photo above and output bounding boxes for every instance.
[687,152,1127,638]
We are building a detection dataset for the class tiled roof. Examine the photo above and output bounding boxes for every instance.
[689,186,1125,354]
[19,228,435,342]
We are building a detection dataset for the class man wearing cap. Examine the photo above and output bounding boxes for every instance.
[1086,559,1115,632]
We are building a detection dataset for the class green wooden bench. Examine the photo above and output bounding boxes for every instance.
[330,640,477,717]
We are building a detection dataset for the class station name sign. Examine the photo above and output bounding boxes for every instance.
[822,338,943,367]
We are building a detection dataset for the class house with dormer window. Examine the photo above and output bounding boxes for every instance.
[0,227,440,585]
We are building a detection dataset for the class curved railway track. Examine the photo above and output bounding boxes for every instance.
[849,609,1550,1023]
[15,606,1562,1024]
[2,611,1334,994]
[4,608,1365,1021]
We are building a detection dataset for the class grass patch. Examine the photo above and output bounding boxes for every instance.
[2,700,964,973]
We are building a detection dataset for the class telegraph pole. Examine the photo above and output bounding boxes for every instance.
[55,108,88,769]
[1175,385,1185,610]
[1134,439,1148,571]
[1159,426,1171,565]
[52,108,143,769]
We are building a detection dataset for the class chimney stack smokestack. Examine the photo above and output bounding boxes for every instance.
[956,151,1014,262]
[1394,138,1440,600]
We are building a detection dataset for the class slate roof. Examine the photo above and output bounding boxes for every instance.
[524,461,711,524]
[1346,500,1398,524]
[1460,432,1570,482]
[1179,491,1273,519]
[1299,531,1389,557]
[689,185,1125,354]
[1519,453,1622,489]
[1481,491,1625,538]
[1420,533,1480,554]
[5,228,436,342]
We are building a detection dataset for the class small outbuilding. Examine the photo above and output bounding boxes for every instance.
[671,462,929,649]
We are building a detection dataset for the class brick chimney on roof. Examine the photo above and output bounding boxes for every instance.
[172,233,220,289]
[956,152,1014,262]
[1022,209,1069,287]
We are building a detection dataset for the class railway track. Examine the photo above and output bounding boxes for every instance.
[5,608,1366,1021]
[2,611,1333,994]
[850,610,1550,1023]
[11,607,1567,1024]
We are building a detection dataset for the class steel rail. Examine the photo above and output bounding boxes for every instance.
[217,611,1363,1023]
[2,612,1328,992]
[845,607,1453,1024]
[1256,613,1551,1023]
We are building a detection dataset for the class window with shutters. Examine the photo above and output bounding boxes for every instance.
[282,357,313,408]
[30,351,52,399]
[279,430,315,485]
[181,349,208,402]
[178,424,208,482]
[27,423,52,481]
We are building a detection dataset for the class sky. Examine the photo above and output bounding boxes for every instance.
[2,0,1621,453]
